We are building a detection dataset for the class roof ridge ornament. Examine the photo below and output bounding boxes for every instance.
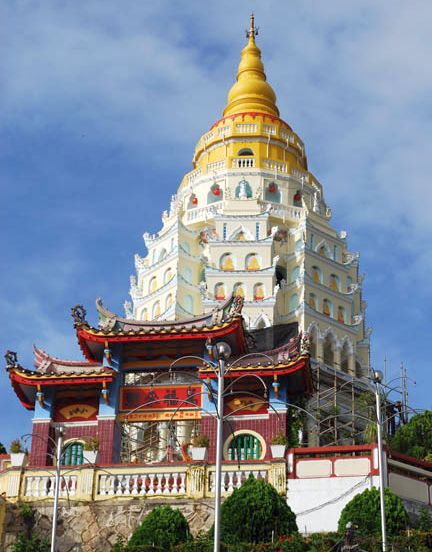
[71,305,87,327]
[5,350,18,369]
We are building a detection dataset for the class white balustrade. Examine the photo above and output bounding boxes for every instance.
[24,474,77,498]
[236,123,257,133]
[232,158,256,168]
[186,202,224,222]
[263,159,287,172]
[97,471,187,497]
[208,468,268,495]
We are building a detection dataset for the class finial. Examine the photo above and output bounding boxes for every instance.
[246,13,258,40]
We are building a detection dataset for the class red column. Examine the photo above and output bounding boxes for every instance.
[29,421,52,467]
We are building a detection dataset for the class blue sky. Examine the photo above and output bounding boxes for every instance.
[1,1,431,448]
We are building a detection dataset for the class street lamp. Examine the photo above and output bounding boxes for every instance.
[373,369,387,552]
[212,341,231,552]
[51,426,64,552]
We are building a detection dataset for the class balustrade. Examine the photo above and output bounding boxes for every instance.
[208,468,268,495]
[24,474,77,498]
[98,471,187,497]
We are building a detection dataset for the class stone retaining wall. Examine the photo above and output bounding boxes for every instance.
[2,498,214,552]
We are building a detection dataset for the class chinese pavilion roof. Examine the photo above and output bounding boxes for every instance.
[4,349,114,410]
[73,296,248,362]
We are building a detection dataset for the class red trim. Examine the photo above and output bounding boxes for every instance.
[10,370,114,388]
[199,357,308,379]
[387,448,432,471]
[290,444,375,456]
[77,319,246,361]
[9,377,35,410]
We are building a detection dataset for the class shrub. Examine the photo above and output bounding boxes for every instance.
[271,432,288,446]
[11,534,49,552]
[214,475,298,544]
[338,487,408,537]
[10,439,24,453]
[84,436,99,451]
[191,434,209,448]
[125,506,190,551]
[418,507,432,531]
[390,410,432,460]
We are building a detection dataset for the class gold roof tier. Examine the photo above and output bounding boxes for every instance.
[223,15,279,117]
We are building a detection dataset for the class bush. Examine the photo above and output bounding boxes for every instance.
[125,506,190,551]
[11,534,49,552]
[338,487,408,537]
[390,410,432,460]
[214,475,298,544]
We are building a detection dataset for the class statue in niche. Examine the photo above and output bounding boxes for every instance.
[236,179,252,199]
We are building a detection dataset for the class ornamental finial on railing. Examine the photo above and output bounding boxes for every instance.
[71,305,87,327]
[4,350,18,369]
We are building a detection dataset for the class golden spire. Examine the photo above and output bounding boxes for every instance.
[223,14,279,117]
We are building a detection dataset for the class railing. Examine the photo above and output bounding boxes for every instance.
[259,202,304,221]
[98,470,187,497]
[25,474,78,498]
[207,467,268,495]
[185,202,225,223]
[236,124,257,133]
[0,461,286,501]
[232,158,255,168]
[263,159,287,173]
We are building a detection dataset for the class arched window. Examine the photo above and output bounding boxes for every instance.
[245,253,260,271]
[311,266,322,284]
[347,276,353,291]
[152,250,157,264]
[264,182,281,203]
[184,295,193,313]
[309,293,317,310]
[141,308,148,321]
[323,334,335,367]
[207,183,223,204]
[289,294,298,312]
[184,267,193,284]
[152,301,161,319]
[149,277,157,293]
[290,266,300,283]
[254,283,264,301]
[165,294,173,311]
[61,441,84,466]
[330,274,340,291]
[318,244,330,258]
[214,283,226,301]
[323,299,333,317]
[355,360,363,378]
[163,267,173,284]
[235,179,252,199]
[293,190,302,207]
[159,248,167,261]
[337,306,346,324]
[227,433,262,460]
[188,194,198,209]
[233,283,245,298]
[220,253,235,271]
[238,148,254,156]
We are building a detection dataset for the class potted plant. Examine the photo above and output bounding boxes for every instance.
[270,432,288,459]
[190,434,209,461]
[83,436,99,464]
[10,439,26,467]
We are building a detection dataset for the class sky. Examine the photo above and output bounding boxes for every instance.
[1,0,431,449]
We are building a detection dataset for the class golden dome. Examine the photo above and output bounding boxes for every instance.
[223,15,279,118]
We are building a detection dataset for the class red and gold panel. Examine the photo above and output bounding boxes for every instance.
[53,399,99,422]
[119,384,202,422]
[224,395,268,416]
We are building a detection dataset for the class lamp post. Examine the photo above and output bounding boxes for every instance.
[212,341,231,552]
[373,370,387,552]
[51,426,64,552]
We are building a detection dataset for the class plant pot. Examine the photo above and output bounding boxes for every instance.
[10,453,26,467]
[84,451,98,465]
[190,447,208,461]
[270,445,286,459]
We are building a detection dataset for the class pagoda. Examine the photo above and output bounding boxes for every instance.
[7,15,370,467]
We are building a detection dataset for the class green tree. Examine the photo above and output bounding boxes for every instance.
[0,442,6,454]
[390,411,432,460]
[338,487,408,537]
[418,507,432,531]
[216,475,298,544]
[125,506,190,551]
